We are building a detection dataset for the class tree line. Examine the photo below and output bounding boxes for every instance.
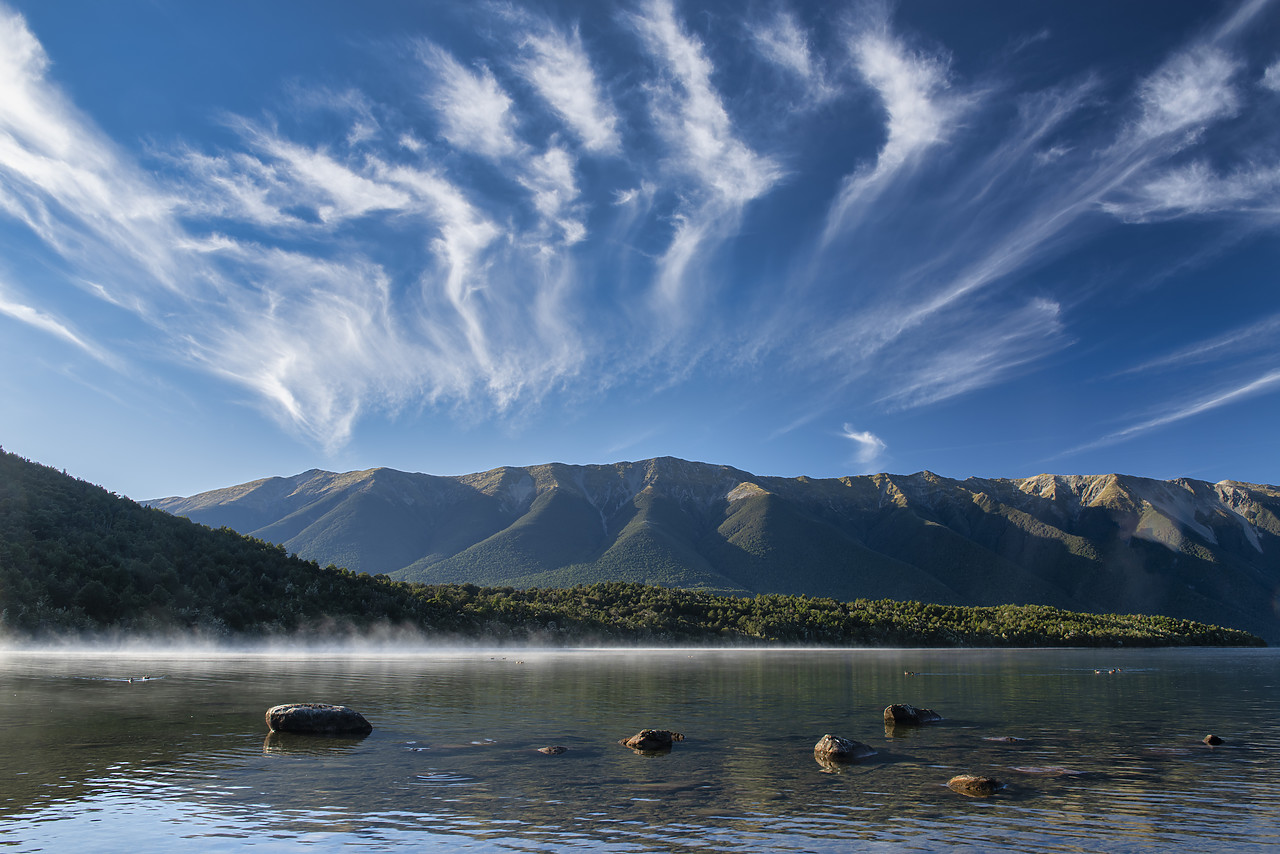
[0,450,1263,647]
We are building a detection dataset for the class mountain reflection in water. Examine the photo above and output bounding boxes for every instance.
[1,647,1277,852]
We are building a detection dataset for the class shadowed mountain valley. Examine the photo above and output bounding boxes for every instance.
[150,457,1280,642]
[0,450,1263,647]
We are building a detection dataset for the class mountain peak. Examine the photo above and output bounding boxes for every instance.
[146,457,1280,641]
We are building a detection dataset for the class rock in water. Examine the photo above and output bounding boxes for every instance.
[947,774,1004,797]
[265,703,373,736]
[538,745,568,755]
[1203,734,1224,746]
[813,733,877,763]
[621,729,685,752]
[884,703,943,725]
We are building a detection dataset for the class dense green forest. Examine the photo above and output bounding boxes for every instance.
[0,450,1263,647]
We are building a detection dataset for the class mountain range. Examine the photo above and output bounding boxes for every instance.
[149,457,1280,642]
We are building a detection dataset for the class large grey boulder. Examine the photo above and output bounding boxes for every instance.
[265,703,373,736]
[883,703,942,725]
[813,733,876,763]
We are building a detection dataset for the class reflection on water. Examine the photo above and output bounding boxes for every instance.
[1,648,1277,852]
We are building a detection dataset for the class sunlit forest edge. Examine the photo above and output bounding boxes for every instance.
[0,450,1263,648]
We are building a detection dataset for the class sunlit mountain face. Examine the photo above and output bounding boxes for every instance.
[151,457,1280,642]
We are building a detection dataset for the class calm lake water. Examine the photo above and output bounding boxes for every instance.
[1,647,1277,852]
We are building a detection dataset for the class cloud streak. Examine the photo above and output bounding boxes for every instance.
[822,22,971,241]
[508,13,621,154]
[1066,370,1280,457]
[629,0,782,312]
[0,280,115,365]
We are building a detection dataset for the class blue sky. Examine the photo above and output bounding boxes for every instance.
[1,0,1279,500]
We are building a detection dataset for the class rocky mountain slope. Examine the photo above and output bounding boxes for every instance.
[150,458,1280,641]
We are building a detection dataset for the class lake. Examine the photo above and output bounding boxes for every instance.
[1,647,1277,852]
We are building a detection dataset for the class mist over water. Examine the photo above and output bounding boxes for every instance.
[3,648,1278,852]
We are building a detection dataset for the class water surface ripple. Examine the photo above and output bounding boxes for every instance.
[1,648,1276,852]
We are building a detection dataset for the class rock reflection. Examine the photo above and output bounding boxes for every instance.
[263,731,368,755]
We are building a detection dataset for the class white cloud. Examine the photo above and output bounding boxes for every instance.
[1133,45,1240,142]
[1116,312,1280,376]
[629,0,782,310]
[518,145,584,243]
[752,10,812,77]
[841,424,887,469]
[632,0,781,205]
[510,18,621,153]
[875,298,1065,411]
[0,6,187,294]
[1102,160,1280,220]
[1067,369,1280,456]
[418,42,522,160]
[823,26,970,240]
[0,4,602,453]
[0,280,115,365]
[4,0,1279,469]
[1264,59,1280,92]
[750,10,837,102]
[811,12,1271,402]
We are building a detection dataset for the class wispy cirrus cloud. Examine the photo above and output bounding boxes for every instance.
[0,2,596,451]
[1132,45,1241,143]
[822,22,972,240]
[1102,160,1280,220]
[807,0,1278,428]
[1117,312,1280,377]
[0,279,116,365]
[417,42,523,160]
[1264,59,1280,91]
[1065,369,1280,457]
[0,7,187,296]
[3,0,1280,477]
[505,10,622,154]
[875,298,1066,411]
[518,145,586,245]
[749,9,838,103]
[628,0,782,310]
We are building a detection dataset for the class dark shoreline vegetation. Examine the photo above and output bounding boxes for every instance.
[0,450,1264,648]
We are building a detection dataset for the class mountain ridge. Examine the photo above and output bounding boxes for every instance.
[149,457,1280,641]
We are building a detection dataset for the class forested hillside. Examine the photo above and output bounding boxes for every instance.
[0,450,1263,647]
[151,458,1280,642]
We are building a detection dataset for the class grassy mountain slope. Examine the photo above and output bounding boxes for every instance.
[0,449,1263,647]
[148,456,1280,642]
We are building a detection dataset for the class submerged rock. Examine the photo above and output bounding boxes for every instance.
[813,733,876,763]
[621,729,685,753]
[884,703,943,725]
[265,703,372,736]
[947,774,1004,797]
[538,745,568,755]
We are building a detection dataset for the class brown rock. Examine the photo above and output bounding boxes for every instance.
[621,729,685,752]
[947,774,1003,797]
[813,733,876,763]
[884,703,943,725]
[538,745,568,755]
[265,703,372,736]
[1203,734,1224,746]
